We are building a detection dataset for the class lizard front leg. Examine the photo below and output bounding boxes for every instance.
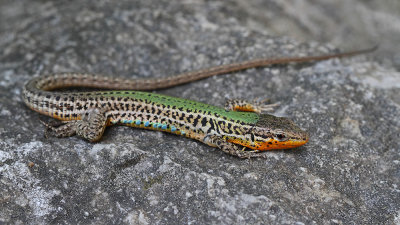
[224,99,279,113]
[204,135,266,158]
[42,108,109,142]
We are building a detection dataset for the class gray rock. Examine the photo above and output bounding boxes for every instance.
[0,0,399,224]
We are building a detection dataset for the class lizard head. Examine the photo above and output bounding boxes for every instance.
[253,114,309,150]
[228,114,309,151]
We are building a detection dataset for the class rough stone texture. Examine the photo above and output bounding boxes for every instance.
[0,0,399,224]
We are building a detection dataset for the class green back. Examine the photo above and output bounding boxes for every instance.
[104,91,260,124]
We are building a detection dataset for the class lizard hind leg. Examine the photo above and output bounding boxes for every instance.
[224,99,279,113]
[40,108,109,142]
[76,108,109,142]
[41,120,77,138]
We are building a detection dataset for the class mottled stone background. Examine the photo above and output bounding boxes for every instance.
[0,0,399,224]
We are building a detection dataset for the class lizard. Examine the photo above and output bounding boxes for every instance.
[22,46,375,158]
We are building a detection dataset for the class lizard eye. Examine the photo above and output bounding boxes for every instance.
[275,133,288,142]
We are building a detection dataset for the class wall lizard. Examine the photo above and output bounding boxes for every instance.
[22,47,374,158]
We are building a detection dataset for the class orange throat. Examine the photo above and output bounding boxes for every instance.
[228,138,308,151]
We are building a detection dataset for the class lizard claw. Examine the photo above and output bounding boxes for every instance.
[252,98,280,113]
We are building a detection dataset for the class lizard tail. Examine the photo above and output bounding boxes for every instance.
[25,45,377,92]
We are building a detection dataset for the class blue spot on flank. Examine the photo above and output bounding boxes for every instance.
[128,120,133,124]
[135,120,141,125]
[162,124,167,130]
[144,121,150,127]
[158,124,162,128]
[181,130,186,135]
[153,123,158,128]
[171,126,176,132]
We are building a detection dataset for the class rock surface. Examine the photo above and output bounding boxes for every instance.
[0,0,399,224]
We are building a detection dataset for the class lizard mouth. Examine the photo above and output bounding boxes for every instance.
[257,138,309,150]
[228,136,309,151]
[253,132,309,150]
